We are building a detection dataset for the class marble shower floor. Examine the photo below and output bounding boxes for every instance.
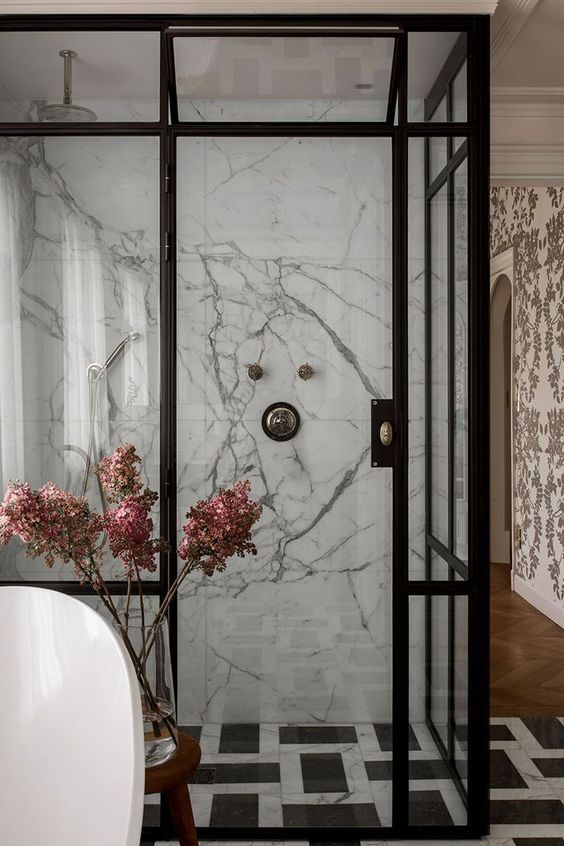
[142,716,564,839]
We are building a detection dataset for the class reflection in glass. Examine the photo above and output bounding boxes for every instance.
[452,61,468,122]
[174,36,396,121]
[176,137,394,827]
[454,587,469,788]
[0,136,160,582]
[407,137,427,580]
[430,185,449,546]
[454,159,468,562]
[409,594,468,827]
[429,101,448,181]
[407,31,463,121]
[0,31,160,122]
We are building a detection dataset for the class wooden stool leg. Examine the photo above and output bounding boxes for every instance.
[164,782,199,846]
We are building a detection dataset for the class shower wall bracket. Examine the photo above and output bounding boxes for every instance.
[370,399,397,468]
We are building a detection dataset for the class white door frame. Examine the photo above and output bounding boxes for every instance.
[490,246,515,588]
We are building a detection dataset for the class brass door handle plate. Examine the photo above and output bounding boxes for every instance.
[379,421,393,447]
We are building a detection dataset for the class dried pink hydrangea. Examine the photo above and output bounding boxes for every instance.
[0,480,103,579]
[94,443,143,503]
[103,490,168,575]
[177,480,262,576]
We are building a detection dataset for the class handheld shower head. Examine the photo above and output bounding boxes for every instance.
[87,332,140,381]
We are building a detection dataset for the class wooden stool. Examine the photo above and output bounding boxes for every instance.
[145,731,201,846]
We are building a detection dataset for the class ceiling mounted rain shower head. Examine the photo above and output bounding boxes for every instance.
[38,49,97,123]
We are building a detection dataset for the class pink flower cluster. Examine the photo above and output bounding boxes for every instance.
[103,490,168,575]
[177,480,262,575]
[95,446,169,575]
[0,442,261,587]
[94,443,143,503]
[0,481,103,578]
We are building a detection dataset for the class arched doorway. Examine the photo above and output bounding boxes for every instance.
[490,272,512,565]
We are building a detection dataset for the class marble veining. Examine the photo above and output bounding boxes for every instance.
[175,136,412,725]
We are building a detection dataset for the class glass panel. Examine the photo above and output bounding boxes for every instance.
[454,158,468,562]
[409,595,467,827]
[174,36,396,121]
[430,185,449,546]
[452,60,467,123]
[0,32,160,122]
[453,585,468,789]
[430,549,449,580]
[176,136,393,828]
[430,594,449,749]
[429,99,448,181]
[0,136,160,581]
[408,138,426,579]
[407,31,463,121]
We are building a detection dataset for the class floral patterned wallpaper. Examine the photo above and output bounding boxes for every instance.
[490,188,564,605]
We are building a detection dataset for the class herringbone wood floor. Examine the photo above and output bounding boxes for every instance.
[491,562,564,715]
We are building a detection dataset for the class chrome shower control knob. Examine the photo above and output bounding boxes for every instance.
[297,362,314,381]
[247,363,264,381]
[262,402,301,441]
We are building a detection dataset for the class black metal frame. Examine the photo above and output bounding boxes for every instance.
[0,13,490,841]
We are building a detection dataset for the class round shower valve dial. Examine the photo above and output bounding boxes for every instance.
[262,402,301,441]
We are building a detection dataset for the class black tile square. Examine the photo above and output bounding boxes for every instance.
[409,759,452,780]
[523,718,564,749]
[142,804,160,827]
[219,723,260,753]
[490,799,564,824]
[373,723,420,751]
[301,752,348,793]
[280,725,357,744]
[490,724,516,742]
[365,758,451,782]
[531,757,564,777]
[409,790,454,826]
[365,760,393,781]
[178,724,202,742]
[210,793,259,827]
[490,749,528,788]
[283,802,380,827]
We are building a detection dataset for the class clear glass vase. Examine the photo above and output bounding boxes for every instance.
[117,617,178,768]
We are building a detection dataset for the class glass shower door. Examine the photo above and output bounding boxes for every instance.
[175,135,395,828]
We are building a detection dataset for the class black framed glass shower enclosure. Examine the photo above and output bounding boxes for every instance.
[0,14,489,840]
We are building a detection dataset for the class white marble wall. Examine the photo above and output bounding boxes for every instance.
[175,136,399,724]
[0,135,160,581]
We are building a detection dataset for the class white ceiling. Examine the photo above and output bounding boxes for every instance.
[492,0,564,87]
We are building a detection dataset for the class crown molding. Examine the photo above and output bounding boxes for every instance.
[491,144,564,184]
[0,0,499,13]
[492,87,564,117]
[490,0,541,71]
[492,86,564,104]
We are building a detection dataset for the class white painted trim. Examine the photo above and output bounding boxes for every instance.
[490,0,542,71]
[491,145,564,185]
[514,575,564,630]
[492,87,564,106]
[0,0,499,12]
[490,247,515,588]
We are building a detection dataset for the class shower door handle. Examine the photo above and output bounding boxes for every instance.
[371,399,397,468]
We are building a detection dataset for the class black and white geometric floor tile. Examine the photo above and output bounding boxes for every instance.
[143,717,564,844]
